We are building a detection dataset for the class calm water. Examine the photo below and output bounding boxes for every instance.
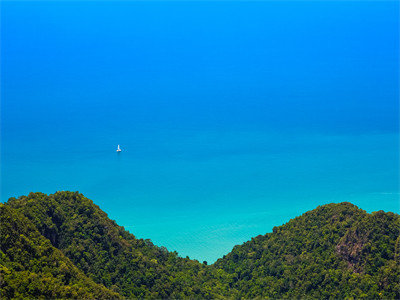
[1,1,399,263]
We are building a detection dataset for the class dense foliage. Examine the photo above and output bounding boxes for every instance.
[0,204,118,299]
[2,192,399,299]
[6,192,232,299]
[215,202,400,299]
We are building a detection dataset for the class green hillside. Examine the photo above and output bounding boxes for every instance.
[2,191,399,299]
[214,202,400,299]
[6,192,232,299]
[0,204,119,299]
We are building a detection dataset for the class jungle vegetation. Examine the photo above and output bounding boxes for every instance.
[1,191,399,299]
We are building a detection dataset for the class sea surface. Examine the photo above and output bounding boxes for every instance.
[1,1,399,263]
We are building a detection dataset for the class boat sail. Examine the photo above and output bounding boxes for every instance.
[116,144,122,152]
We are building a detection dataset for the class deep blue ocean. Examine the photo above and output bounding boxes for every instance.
[1,1,399,263]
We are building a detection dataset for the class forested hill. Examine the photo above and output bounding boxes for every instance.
[1,192,399,299]
[214,202,400,299]
[4,192,232,299]
[0,203,119,299]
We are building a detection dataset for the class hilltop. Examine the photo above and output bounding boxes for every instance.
[1,191,398,299]
[215,202,400,298]
[3,192,231,299]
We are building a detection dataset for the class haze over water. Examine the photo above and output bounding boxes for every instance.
[1,1,399,263]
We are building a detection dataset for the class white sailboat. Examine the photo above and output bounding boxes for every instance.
[116,144,122,152]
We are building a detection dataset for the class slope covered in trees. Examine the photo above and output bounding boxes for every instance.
[0,204,119,299]
[214,202,400,299]
[2,191,399,299]
[5,192,232,299]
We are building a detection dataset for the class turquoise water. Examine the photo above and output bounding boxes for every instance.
[2,129,399,262]
[1,1,399,263]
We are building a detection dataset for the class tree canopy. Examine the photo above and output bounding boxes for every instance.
[1,191,398,299]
